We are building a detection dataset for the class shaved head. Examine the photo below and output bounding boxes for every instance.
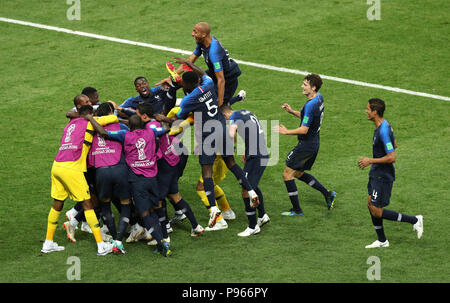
[195,22,210,35]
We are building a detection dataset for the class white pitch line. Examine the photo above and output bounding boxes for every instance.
[1,17,449,102]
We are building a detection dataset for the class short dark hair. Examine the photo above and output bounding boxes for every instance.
[73,94,88,107]
[304,74,322,92]
[78,105,94,116]
[128,114,143,131]
[95,102,114,117]
[368,98,386,117]
[137,103,154,118]
[81,87,98,98]
[134,76,148,86]
[182,71,199,86]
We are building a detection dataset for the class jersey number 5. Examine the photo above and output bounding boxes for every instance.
[205,98,218,117]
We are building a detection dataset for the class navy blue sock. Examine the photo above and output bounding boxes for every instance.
[243,197,257,229]
[371,215,387,242]
[142,212,163,245]
[101,202,117,239]
[229,95,243,106]
[177,199,199,229]
[116,204,131,241]
[298,173,329,197]
[229,164,253,192]
[254,187,266,218]
[203,177,217,207]
[75,209,85,222]
[155,207,169,239]
[382,209,418,224]
[284,180,302,213]
[74,202,83,212]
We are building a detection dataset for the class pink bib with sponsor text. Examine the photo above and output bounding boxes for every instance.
[124,128,158,177]
[54,118,89,162]
[88,123,122,168]
[147,120,180,167]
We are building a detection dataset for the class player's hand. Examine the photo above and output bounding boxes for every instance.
[154,76,173,88]
[107,100,120,110]
[154,114,165,122]
[241,155,246,164]
[358,157,371,169]
[281,103,292,113]
[174,57,188,65]
[273,124,288,135]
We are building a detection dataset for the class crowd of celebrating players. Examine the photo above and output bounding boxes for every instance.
[41,22,423,257]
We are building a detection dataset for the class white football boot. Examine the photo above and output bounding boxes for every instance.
[41,240,65,253]
[237,225,261,237]
[257,214,270,227]
[413,215,424,239]
[365,240,390,248]
[205,218,228,231]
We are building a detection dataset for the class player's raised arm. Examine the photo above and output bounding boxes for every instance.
[175,57,205,78]
[84,114,108,138]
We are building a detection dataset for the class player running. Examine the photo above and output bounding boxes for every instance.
[274,74,336,216]
[358,98,423,248]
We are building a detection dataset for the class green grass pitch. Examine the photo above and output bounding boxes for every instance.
[0,0,449,283]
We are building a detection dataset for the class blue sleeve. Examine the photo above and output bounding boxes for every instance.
[229,111,239,125]
[301,101,316,127]
[120,96,135,108]
[120,107,136,117]
[200,75,214,92]
[380,123,395,153]
[177,94,197,119]
[150,86,162,94]
[209,41,224,73]
[147,124,166,137]
[107,130,127,143]
[119,123,129,131]
[193,44,201,57]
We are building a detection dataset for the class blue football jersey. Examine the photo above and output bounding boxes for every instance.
[229,110,269,158]
[120,86,175,115]
[193,37,241,81]
[297,92,324,150]
[369,120,396,181]
[177,75,226,137]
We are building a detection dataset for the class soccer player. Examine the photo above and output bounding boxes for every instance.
[136,103,205,241]
[358,98,423,248]
[64,102,132,254]
[166,58,259,228]
[120,76,177,116]
[82,87,101,107]
[222,105,270,236]
[88,113,172,257]
[274,74,336,216]
[168,22,245,107]
[41,101,118,255]
[163,106,235,232]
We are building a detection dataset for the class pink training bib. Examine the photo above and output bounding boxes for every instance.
[124,128,158,177]
[88,123,122,168]
[55,118,89,162]
[147,120,180,167]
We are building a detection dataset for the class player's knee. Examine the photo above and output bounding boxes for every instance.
[223,156,235,169]
[196,181,204,191]
[368,204,382,218]
[282,170,293,181]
